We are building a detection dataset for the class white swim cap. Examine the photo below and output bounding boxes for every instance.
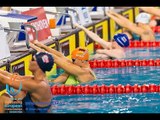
[135,12,151,24]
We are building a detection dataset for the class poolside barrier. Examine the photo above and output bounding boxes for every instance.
[51,84,160,95]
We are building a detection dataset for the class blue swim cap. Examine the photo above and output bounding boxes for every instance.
[113,33,129,47]
[35,52,54,73]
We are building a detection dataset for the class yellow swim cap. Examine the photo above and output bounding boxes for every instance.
[71,47,89,61]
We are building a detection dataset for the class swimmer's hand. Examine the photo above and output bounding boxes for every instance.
[29,41,45,52]
[30,40,43,48]
[74,23,84,29]
[31,40,39,44]
[105,10,115,16]
[105,10,110,16]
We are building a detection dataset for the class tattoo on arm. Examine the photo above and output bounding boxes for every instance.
[143,31,150,35]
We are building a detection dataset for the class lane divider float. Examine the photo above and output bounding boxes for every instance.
[151,26,160,33]
[51,84,160,95]
[94,41,160,49]
[89,59,160,68]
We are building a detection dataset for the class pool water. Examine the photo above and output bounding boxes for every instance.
[50,66,160,113]
[50,47,160,113]
[51,93,160,113]
[125,47,160,60]
[155,33,160,40]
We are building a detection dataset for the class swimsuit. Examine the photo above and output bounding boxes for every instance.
[64,68,96,85]
[22,93,51,113]
[64,75,80,85]
[132,33,141,41]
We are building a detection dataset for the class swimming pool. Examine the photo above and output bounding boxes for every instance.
[125,47,160,60]
[50,47,160,113]
[155,33,160,40]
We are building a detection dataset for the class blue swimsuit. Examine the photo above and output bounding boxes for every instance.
[132,33,141,41]
[22,93,51,113]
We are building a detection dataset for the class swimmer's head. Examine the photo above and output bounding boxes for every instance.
[135,12,151,24]
[113,33,129,47]
[33,52,54,73]
[71,47,89,62]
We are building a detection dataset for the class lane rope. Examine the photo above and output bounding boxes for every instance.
[51,84,160,95]
[89,59,160,68]
[94,41,160,49]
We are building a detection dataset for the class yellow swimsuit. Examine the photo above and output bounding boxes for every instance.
[64,68,96,86]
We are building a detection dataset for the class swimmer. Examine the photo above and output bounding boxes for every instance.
[139,7,160,27]
[0,52,54,113]
[74,23,129,60]
[29,41,96,86]
[106,10,155,42]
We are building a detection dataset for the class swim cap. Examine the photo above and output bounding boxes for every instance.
[135,12,151,24]
[35,52,54,73]
[114,33,129,47]
[71,47,89,61]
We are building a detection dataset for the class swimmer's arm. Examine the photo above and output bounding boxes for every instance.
[107,11,144,35]
[98,49,125,59]
[74,23,111,49]
[32,41,66,59]
[0,69,12,77]
[106,10,131,28]
[50,73,68,83]
[53,57,87,80]
[106,10,133,25]
[124,23,145,36]
[30,42,45,52]
[0,73,40,92]
[106,10,144,35]
[0,69,32,80]
[106,11,135,28]
[139,7,160,17]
